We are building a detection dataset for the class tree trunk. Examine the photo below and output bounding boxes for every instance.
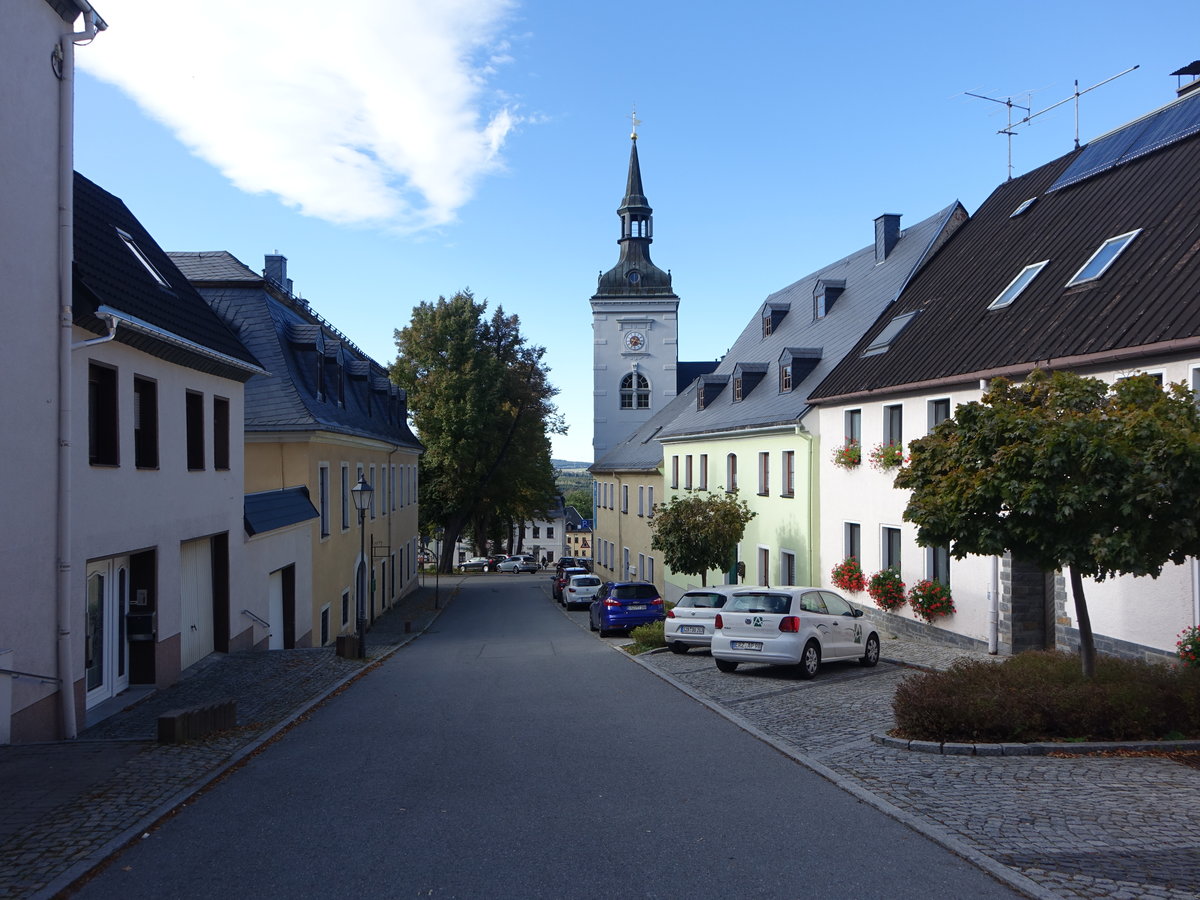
[1069,567,1097,678]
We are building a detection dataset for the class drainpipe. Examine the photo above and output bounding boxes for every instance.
[56,5,105,740]
[978,378,999,654]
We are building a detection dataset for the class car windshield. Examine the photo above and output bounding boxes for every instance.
[678,592,727,609]
[612,584,659,600]
[571,577,601,587]
[727,592,791,614]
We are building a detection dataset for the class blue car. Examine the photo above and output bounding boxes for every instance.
[589,581,665,636]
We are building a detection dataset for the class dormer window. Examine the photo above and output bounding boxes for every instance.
[1066,230,1141,286]
[777,348,821,390]
[813,279,845,319]
[697,374,728,410]
[731,363,767,401]
[117,229,169,287]
[988,261,1048,310]
[733,377,743,401]
[761,303,789,337]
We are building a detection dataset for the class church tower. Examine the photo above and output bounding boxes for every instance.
[591,124,680,460]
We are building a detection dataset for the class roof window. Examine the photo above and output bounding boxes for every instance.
[1010,197,1037,217]
[988,261,1049,310]
[117,229,169,287]
[1066,230,1141,286]
[862,311,920,357]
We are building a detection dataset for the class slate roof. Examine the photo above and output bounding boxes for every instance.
[244,487,319,537]
[73,174,261,382]
[590,202,966,472]
[168,251,422,449]
[811,89,1200,402]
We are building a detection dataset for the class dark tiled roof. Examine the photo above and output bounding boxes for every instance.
[676,360,720,393]
[169,251,423,449]
[811,91,1200,402]
[73,174,260,381]
[244,487,319,537]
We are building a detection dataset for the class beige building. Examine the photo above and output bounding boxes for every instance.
[172,252,423,646]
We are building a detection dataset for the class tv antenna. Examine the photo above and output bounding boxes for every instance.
[966,65,1139,180]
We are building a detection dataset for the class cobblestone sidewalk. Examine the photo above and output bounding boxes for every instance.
[634,634,1200,900]
[0,584,452,900]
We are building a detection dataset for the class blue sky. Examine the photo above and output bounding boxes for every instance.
[74,0,1198,462]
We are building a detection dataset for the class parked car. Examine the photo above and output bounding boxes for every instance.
[563,573,602,610]
[710,588,880,678]
[553,567,589,601]
[589,581,665,636]
[498,555,541,573]
[459,556,499,572]
[664,587,736,653]
[555,556,591,573]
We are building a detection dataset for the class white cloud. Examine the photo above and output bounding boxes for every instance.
[80,0,518,231]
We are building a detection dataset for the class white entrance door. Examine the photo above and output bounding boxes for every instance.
[180,538,214,670]
[85,556,130,709]
[267,569,284,650]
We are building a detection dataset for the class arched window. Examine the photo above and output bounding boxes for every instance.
[620,372,650,409]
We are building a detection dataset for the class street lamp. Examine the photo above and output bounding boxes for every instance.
[350,475,374,659]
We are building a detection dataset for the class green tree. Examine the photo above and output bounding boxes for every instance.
[390,291,563,571]
[563,488,593,521]
[894,370,1200,677]
[649,491,756,587]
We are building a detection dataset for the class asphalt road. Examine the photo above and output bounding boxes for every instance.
[71,575,1023,899]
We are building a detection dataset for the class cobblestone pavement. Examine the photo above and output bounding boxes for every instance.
[0,584,451,900]
[634,633,1200,900]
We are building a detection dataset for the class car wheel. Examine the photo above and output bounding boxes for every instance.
[483,565,490,573]
[668,642,688,655]
[715,658,738,673]
[860,633,880,667]
[798,640,821,679]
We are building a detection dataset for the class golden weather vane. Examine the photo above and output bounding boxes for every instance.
[629,106,642,139]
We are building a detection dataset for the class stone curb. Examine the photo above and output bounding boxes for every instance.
[872,733,1200,756]
[32,585,458,900]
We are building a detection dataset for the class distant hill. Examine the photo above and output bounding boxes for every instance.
[552,459,592,474]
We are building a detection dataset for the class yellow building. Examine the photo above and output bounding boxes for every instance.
[173,252,423,646]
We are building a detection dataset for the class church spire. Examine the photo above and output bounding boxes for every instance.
[598,118,670,294]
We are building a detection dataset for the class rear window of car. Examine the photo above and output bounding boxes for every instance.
[727,592,791,614]
[612,584,659,600]
[571,576,601,587]
[678,592,728,609]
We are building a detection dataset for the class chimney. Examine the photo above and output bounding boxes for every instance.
[264,254,288,292]
[875,214,900,262]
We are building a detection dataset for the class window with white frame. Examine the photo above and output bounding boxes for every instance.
[621,484,628,513]
[758,547,770,586]
[845,408,861,446]
[319,464,330,538]
[341,464,350,530]
[989,261,1048,310]
[882,526,902,571]
[780,550,796,586]
[638,485,645,516]
[883,404,903,448]
[928,544,951,586]
[646,556,655,583]
[685,455,693,489]
[1067,230,1140,286]
[757,452,769,495]
[369,464,376,518]
[726,453,738,492]
[638,553,646,581]
[928,398,951,430]
[671,456,679,489]
[782,450,795,497]
[647,485,654,516]
[845,522,861,562]
[699,454,708,490]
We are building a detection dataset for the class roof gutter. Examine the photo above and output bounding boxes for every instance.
[95,305,269,377]
[809,336,1200,406]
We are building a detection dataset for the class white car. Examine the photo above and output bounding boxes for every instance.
[710,587,880,678]
[563,573,602,609]
[663,587,737,654]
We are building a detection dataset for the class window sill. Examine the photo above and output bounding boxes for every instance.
[780,492,794,499]
[756,491,769,497]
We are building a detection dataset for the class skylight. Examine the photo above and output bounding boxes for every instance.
[863,310,920,357]
[1066,230,1141,286]
[1010,197,1037,217]
[988,260,1049,310]
[117,229,169,287]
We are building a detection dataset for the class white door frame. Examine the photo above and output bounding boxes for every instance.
[85,556,130,708]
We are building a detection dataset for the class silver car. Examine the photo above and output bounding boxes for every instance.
[664,587,737,653]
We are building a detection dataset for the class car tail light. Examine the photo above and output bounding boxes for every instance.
[568,587,576,593]
[604,597,621,607]
[779,616,801,633]
[666,609,676,618]
[651,597,663,605]
[714,613,724,629]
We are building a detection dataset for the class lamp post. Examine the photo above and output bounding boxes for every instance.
[350,475,374,659]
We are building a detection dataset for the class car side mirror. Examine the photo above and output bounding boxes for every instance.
[852,608,863,618]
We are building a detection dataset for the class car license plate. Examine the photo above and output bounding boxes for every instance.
[731,641,762,651]
[627,604,647,611]
[680,625,705,634]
